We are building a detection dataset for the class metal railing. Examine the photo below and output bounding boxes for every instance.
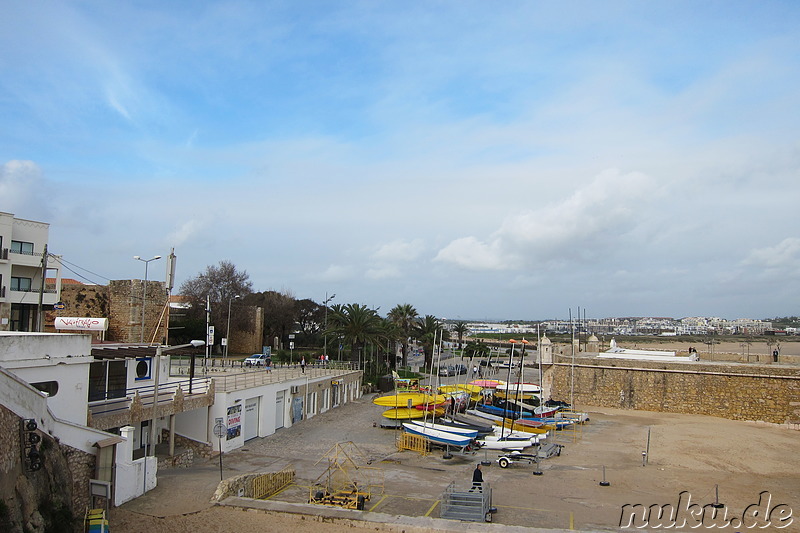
[212,363,359,393]
[88,376,212,417]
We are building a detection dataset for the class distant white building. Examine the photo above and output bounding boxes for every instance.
[0,212,62,332]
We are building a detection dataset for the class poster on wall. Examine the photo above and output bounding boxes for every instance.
[226,405,242,440]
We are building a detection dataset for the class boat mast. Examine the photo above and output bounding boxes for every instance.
[570,307,575,408]
[537,324,543,405]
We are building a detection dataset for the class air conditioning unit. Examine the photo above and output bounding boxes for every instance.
[290,386,300,394]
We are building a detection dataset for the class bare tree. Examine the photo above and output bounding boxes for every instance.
[179,260,254,339]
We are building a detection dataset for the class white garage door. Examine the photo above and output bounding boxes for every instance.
[244,397,259,441]
[275,391,285,429]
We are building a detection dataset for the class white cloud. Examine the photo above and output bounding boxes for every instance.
[318,264,354,283]
[0,160,53,220]
[166,219,206,247]
[435,169,658,271]
[434,237,511,271]
[365,266,401,280]
[742,238,800,274]
[372,239,424,262]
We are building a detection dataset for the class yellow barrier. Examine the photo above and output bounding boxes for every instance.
[252,465,296,499]
[397,432,430,455]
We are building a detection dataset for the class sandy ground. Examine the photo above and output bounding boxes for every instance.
[110,382,800,533]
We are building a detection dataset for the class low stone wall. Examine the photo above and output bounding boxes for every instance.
[172,433,214,460]
[547,355,800,425]
[212,473,263,501]
[157,448,194,469]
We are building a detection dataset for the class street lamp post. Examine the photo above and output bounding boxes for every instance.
[323,292,336,358]
[225,295,240,365]
[134,255,162,343]
[144,339,204,493]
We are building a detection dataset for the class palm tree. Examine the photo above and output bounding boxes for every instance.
[388,304,418,367]
[414,314,442,370]
[452,321,469,354]
[378,318,402,370]
[464,340,490,362]
[326,303,383,363]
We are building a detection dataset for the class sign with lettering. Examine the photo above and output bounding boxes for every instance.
[54,317,108,331]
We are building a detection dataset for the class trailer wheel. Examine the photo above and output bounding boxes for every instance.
[498,457,510,468]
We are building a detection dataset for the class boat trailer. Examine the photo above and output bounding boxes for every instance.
[496,443,562,469]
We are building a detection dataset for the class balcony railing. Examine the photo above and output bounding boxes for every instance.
[9,286,59,294]
[88,377,212,418]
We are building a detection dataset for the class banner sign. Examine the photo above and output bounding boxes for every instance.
[226,405,242,440]
[54,317,109,331]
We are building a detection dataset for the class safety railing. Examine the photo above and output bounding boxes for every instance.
[88,377,211,417]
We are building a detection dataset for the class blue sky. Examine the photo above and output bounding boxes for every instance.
[2,1,799,321]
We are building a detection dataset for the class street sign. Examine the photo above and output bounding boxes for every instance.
[207,326,215,345]
[53,302,65,310]
[213,421,226,439]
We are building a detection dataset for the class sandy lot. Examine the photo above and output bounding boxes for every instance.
[111,385,800,532]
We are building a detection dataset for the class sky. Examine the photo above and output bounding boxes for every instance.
[2,1,799,322]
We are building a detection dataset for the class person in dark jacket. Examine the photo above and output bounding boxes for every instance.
[469,464,483,492]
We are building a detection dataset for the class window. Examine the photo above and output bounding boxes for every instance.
[11,240,34,254]
[11,277,32,292]
[31,381,59,397]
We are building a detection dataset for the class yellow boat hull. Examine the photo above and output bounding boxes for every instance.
[382,407,445,420]
[373,393,446,408]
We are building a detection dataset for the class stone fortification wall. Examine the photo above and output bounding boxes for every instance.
[0,405,95,533]
[229,306,265,356]
[547,355,800,426]
[44,284,109,340]
[108,280,168,343]
[46,280,168,343]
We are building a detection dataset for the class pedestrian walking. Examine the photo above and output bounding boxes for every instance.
[301,356,306,373]
[469,463,483,493]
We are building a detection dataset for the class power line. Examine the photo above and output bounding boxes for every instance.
[50,256,111,285]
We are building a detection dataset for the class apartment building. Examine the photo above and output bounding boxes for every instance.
[0,212,62,332]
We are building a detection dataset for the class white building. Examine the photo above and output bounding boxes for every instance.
[1,330,363,509]
[0,212,62,331]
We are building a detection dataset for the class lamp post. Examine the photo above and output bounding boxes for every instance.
[144,339,204,493]
[134,255,162,343]
[224,295,240,364]
[323,292,336,358]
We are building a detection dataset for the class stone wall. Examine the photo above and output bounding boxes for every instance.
[229,306,265,356]
[547,355,800,425]
[172,433,214,460]
[44,284,109,340]
[0,404,95,533]
[45,280,168,343]
[108,280,168,343]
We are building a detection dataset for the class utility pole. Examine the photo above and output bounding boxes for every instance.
[36,244,47,332]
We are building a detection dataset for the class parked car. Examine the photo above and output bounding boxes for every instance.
[454,364,468,375]
[244,353,271,367]
[497,360,518,369]
[438,365,455,377]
